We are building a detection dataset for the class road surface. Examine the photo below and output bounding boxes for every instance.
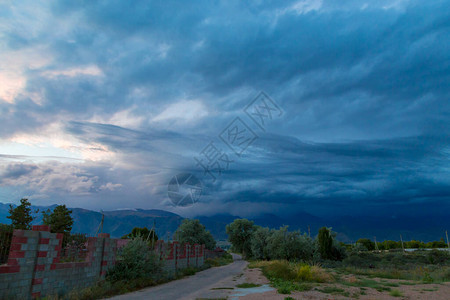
[110,253,247,300]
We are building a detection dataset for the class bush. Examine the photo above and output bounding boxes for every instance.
[106,238,164,282]
[296,264,312,281]
[262,260,297,281]
[206,252,233,267]
[427,250,450,265]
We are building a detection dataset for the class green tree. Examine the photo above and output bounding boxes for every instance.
[318,227,333,259]
[226,218,255,258]
[356,238,375,251]
[266,226,315,261]
[174,219,216,250]
[250,226,272,260]
[7,198,35,230]
[122,227,158,243]
[42,205,74,234]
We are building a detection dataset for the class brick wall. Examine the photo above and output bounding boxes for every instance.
[0,226,205,299]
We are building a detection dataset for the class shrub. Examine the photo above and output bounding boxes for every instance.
[295,263,333,283]
[262,260,297,281]
[310,266,334,282]
[296,265,312,281]
[206,252,233,267]
[106,237,164,282]
[180,267,197,276]
[389,289,403,297]
[427,250,450,265]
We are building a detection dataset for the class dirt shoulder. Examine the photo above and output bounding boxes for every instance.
[239,267,450,300]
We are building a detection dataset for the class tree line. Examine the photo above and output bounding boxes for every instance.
[226,218,346,261]
[226,218,449,262]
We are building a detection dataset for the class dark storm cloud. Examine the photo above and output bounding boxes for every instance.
[0,0,448,215]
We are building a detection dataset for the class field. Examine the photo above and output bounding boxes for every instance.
[247,250,450,299]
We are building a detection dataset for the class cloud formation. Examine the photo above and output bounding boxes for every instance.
[0,0,448,218]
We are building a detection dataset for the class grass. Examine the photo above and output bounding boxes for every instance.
[250,251,450,297]
[205,253,234,267]
[235,283,261,288]
[179,266,198,276]
[317,286,350,297]
[421,287,439,292]
[389,289,403,297]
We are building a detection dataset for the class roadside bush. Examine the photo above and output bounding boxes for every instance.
[295,263,333,282]
[206,252,233,267]
[262,260,297,281]
[296,264,312,281]
[106,237,165,282]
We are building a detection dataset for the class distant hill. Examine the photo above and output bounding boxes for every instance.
[1,203,448,242]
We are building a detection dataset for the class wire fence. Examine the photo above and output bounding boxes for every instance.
[0,225,13,265]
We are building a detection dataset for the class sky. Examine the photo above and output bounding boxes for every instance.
[0,0,449,219]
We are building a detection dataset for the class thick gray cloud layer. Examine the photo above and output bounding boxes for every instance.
[0,0,448,217]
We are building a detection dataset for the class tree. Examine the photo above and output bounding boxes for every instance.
[317,227,346,261]
[356,238,375,251]
[226,218,255,258]
[250,226,272,260]
[42,205,74,234]
[174,219,216,250]
[7,198,35,230]
[265,226,315,261]
[122,227,158,244]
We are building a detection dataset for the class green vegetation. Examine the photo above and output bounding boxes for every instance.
[7,198,36,230]
[0,223,13,264]
[235,283,261,288]
[60,235,209,299]
[389,289,403,297]
[249,260,329,294]
[226,220,347,262]
[339,250,450,282]
[236,219,450,298]
[42,205,74,234]
[121,227,158,244]
[106,237,164,282]
[226,218,255,258]
[175,219,216,250]
[205,252,233,267]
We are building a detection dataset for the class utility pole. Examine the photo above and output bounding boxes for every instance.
[96,211,104,235]
[374,236,379,251]
[446,230,449,251]
[400,234,405,253]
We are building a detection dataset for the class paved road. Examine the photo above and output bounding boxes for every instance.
[110,253,247,300]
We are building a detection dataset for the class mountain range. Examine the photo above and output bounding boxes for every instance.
[1,203,448,243]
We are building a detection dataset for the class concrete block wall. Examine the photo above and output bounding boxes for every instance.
[0,226,121,299]
[153,241,206,275]
[0,227,206,299]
